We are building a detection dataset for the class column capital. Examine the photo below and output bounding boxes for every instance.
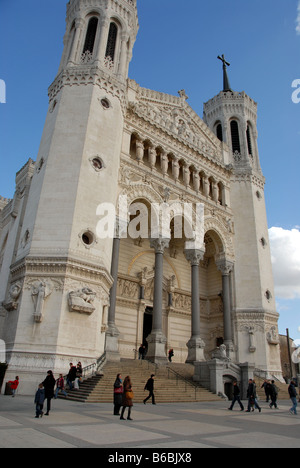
[215,255,234,275]
[184,248,205,266]
[150,237,170,254]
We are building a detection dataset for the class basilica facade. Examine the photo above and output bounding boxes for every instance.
[0,0,282,394]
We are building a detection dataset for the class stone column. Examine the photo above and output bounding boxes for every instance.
[118,33,129,80]
[68,18,84,65]
[105,236,121,361]
[184,248,206,363]
[95,18,109,65]
[147,238,170,364]
[216,256,235,354]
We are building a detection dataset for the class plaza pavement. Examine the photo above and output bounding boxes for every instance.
[0,395,299,449]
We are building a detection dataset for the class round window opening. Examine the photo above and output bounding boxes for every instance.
[82,231,94,246]
[92,157,103,171]
[260,237,267,248]
[101,98,111,109]
[265,290,272,301]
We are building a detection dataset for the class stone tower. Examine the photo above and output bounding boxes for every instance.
[3,0,139,392]
[203,61,281,374]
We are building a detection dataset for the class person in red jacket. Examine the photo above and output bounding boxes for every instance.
[8,376,19,397]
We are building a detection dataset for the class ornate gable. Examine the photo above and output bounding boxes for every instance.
[127,80,223,162]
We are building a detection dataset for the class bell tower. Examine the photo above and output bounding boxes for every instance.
[3,0,139,392]
[58,0,138,82]
[203,57,282,377]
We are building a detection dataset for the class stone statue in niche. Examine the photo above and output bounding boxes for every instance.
[31,279,54,323]
[68,287,96,315]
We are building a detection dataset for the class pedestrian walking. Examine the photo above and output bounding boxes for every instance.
[143,374,156,405]
[113,373,123,416]
[269,380,279,409]
[246,379,261,413]
[228,382,244,411]
[34,383,45,418]
[43,370,56,416]
[138,345,146,360]
[54,374,68,399]
[168,349,174,363]
[8,376,19,397]
[67,363,77,390]
[76,362,83,378]
[120,376,134,421]
[288,380,298,415]
[261,380,272,403]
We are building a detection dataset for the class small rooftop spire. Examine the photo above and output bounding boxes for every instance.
[217,54,232,92]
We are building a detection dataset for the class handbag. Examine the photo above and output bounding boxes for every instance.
[126,390,134,399]
[114,386,123,394]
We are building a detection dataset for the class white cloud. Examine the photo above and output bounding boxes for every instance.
[297,1,300,35]
[269,227,300,299]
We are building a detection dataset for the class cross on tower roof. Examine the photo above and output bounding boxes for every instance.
[217,54,232,92]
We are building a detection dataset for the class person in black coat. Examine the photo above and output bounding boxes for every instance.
[143,374,156,405]
[113,374,123,416]
[67,363,77,390]
[246,379,261,413]
[228,381,244,411]
[43,370,56,416]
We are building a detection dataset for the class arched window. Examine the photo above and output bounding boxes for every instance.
[216,123,223,142]
[105,23,118,61]
[246,125,253,156]
[83,17,98,55]
[230,120,241,153]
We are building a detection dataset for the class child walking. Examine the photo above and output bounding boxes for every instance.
[34,383,45,418]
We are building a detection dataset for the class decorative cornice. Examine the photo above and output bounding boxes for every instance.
[10,255,113,293]
[48,65,128,114]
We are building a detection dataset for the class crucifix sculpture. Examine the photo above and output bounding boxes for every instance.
[218,54,232,92]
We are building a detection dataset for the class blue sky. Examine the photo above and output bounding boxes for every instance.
[0,0,300,342]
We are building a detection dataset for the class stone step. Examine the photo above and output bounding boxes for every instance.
[59,359,220,403]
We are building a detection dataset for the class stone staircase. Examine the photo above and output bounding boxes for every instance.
[60,359,220,404]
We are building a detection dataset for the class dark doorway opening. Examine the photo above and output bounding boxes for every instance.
[143,307,153,350]
[224,382,234,401]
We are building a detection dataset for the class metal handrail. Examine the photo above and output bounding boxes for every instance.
[166,366,201,400]
[63,352,107,383]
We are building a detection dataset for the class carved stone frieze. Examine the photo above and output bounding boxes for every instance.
[117,277,139,300]
[173,292,191,311]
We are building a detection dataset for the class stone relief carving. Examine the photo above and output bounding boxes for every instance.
[128,95,221,160]
[173,292,191,310]
[117,278,139,300]
[266,326,279,345]
[68,287,96,315]
[3,281,22,311]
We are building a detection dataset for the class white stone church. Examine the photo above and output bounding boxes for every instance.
[0,0,283,395]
